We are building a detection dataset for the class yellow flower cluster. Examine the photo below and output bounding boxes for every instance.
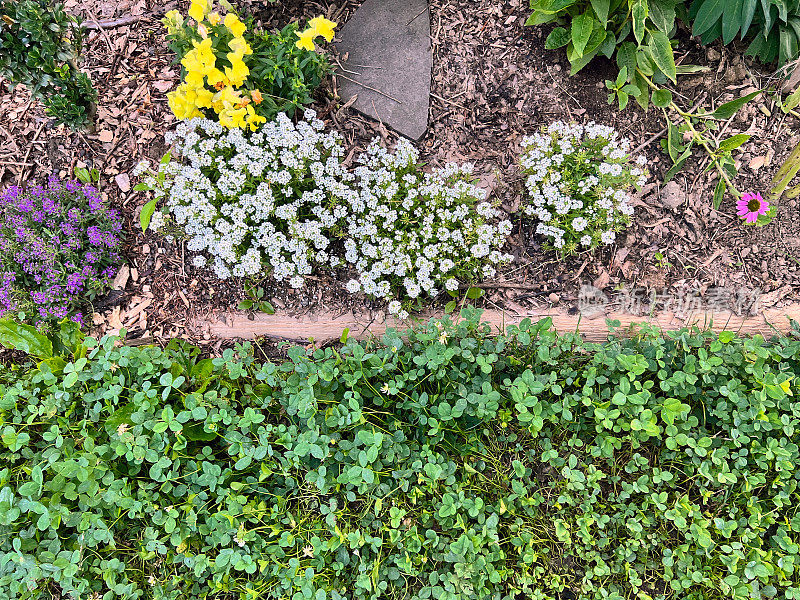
[165,1,265,131]
[295,16,337,51]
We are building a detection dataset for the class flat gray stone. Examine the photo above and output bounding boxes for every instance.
[335,0,431,141]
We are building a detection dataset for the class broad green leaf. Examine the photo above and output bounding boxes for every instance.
[649,0,676,33]
[466,287,486,300]
[652,89,672,107]
[183,423,217,441]
[722,0,743,44]
[571,13,595,56]
[545,26,570,49]
[632,1,648,44]
[711,90,761,119]
[717,134,750,153]
[648,31,677,83]
[444,300,457,314]
[693,0,725,36]
[105,403,136,436]
[616,42,637,79]
[590,0,611,24]
[0,320,53,358]
[740,0,759,36]
[140,199,157,232]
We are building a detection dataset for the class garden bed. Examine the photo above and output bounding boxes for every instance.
[0,0,798,352]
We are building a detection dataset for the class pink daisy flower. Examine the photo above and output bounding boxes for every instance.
[736,192,769,224]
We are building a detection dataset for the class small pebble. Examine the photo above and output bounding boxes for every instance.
[142,244,151,254]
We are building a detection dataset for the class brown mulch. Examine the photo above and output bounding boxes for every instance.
[0,0,798,353]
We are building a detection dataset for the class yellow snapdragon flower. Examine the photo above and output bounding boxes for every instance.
[181,38,217,86]
[224,55,249,88]
[295,27,316,51]
[167,83,212,119]
[224,13,247,38]
[163,10,184,34]
[227,36,252,56]
[207,12,222,25]
[308,16,337,42]
[188,0,211,22]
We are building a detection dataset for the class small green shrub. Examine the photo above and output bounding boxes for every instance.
[0,0,96,129]
[2,313,800,598]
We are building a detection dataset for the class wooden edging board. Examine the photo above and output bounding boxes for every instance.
[194,305,800,343]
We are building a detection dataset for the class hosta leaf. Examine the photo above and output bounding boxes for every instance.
[722,0,743,44]
[692,0,725,36]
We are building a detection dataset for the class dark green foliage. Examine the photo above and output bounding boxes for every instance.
[1,311,800,598]
[0,0,97,129]
[689,0,800,67]
[529,0,683,109]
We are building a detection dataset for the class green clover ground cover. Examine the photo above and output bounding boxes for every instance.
[1,311,800,599]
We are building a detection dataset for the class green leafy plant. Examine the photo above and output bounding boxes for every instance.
[645,89,763,209]
[2,310,800,597]
[0,0,96,129]
[689,0,800,67]
[530,0,683,106]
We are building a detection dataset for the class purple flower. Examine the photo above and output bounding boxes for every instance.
[0,177,125,326]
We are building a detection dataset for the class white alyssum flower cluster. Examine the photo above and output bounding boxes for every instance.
[141,111,512,308]
[520,121,648,255]
[344,139,513,316]
[145,111,352,285]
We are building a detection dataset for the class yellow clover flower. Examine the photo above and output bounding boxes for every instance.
[224,13,247,38]
[308,16,337,42]
[295,27,316,51]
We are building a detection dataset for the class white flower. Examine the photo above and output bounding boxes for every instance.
[519,121,637,255]
[601,230,616,244]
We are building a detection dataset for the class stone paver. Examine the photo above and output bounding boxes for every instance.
[335,0,432,141]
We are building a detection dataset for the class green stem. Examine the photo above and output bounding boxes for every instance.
[639,72,740,200]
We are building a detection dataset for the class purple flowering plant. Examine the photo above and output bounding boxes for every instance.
[0,176,124,328]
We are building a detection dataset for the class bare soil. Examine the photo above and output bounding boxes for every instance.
[0,0,797,350]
